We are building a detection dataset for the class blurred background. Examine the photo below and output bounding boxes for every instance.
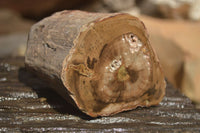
[0,0,200,106]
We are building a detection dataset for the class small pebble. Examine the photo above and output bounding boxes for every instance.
[39,97,47,103]
[0,77,7,82]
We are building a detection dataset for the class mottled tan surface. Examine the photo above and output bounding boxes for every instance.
[140,16,200,103]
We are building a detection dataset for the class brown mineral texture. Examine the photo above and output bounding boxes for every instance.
[25,10,166,117]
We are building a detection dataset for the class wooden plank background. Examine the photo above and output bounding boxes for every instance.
[0,57,200,132]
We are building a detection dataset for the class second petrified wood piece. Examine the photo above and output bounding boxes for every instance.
[25,10,166,117]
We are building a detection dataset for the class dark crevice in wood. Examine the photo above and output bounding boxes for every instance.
[87,57,97,69]
[99,44,107,58]
[43,43,56,51]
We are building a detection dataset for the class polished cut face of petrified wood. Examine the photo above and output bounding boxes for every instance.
[25,10,166,117]
[64,31,165,117]
[61,13,166,117]
[69,33,152,103]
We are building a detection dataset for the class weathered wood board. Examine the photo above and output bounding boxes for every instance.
[0,57,200,132]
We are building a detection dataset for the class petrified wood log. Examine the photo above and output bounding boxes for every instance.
[25,10,166,117]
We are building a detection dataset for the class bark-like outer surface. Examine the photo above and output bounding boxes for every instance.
[25,10,166,117]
